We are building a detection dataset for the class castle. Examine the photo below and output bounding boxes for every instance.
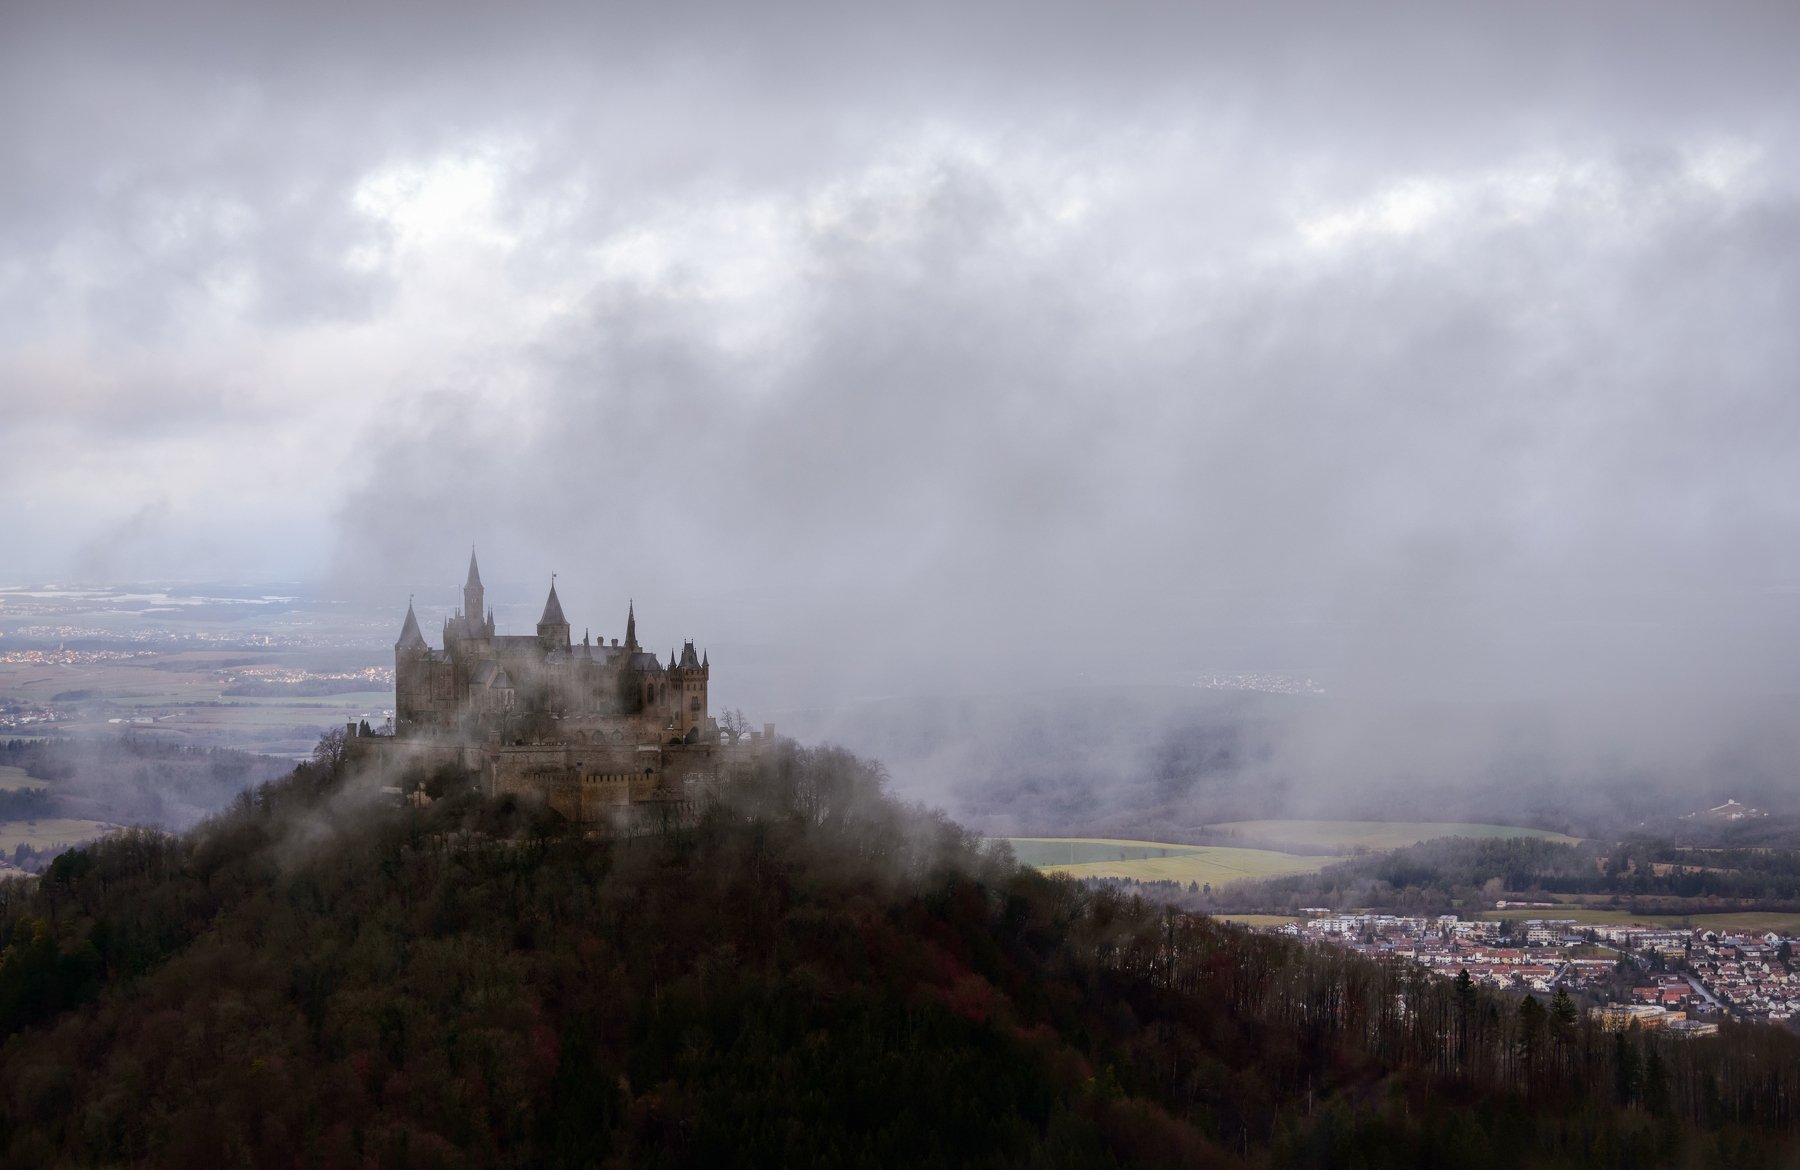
[348,551,762,826]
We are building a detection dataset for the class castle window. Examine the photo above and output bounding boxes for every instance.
[689,697,701,713]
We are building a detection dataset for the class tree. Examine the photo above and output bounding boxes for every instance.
[311,727,348,774]
[718,707,752,743]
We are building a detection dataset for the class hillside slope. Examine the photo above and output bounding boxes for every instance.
[2,743,1800,1167]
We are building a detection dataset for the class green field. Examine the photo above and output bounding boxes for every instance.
[0,656,389,756]
[0,817,117,852]
[1475,906,1800,936]
[1006,838,1332,885]
[1216,914,1301,928]
[0,765,43,792]
[1208,819,1581,851]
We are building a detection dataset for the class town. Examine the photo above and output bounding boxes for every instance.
[1269,909,1800,1034]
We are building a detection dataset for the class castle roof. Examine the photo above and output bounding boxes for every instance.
[630,651,663,672]
[466,549,483,589]
[678,641,700,669]
[396,601,427,650]
[539,580,567,626]
[471,660,513,688]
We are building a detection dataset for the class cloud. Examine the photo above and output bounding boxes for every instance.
[4,0,1800,806]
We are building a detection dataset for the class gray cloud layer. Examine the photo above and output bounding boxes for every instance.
[4,2,1798,805]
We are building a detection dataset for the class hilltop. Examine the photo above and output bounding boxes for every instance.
[4,742,1800,1167]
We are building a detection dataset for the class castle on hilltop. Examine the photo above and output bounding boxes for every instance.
[348,551,766,826]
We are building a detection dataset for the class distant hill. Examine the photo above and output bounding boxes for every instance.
[777,685,1297,836]
[777,686,1800,843]
[3,741,1800,1165]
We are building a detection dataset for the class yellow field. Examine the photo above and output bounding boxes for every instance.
[1208,819,1581,851]
[0,765,43,792]
[1216,914,1301,928]
[1474,906,1649,925]
[1007,838,1332,886]
[1474,907,1800,936]
[1687,913,1800,936]
[0,818,118,852]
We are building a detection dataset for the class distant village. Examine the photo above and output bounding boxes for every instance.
[1271,909,1800,1035]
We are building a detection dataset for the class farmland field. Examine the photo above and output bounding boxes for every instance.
[0,765,42,792]
[1206,819,1581,851]
[1006,838,1332,885]
[0,817,117,853]
[0,655,391,757]
[1475,906,1800,936]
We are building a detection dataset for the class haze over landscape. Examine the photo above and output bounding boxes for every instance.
[15,7,1800,1165]
[5,2,1799,819]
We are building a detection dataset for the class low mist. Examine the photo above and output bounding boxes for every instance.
[5,1,1798,829]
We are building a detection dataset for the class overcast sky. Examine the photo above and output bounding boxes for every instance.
[5,2,1799,718]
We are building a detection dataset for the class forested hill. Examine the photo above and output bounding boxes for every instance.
[5,748,1800,1167]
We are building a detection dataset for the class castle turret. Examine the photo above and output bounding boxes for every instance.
[625,601,638,652]
[538,577,571,649]
[395,599,433,733]
[670,639,710,738]
[396,599,428,653]
[463,549,485,628]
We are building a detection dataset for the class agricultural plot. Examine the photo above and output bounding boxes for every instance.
[0,765,42,792]
[1006,838,1332,886]
[1475,906,1659,926]
[0,817,117,853]
[0,654,390,756]
[1688,912,1800,936]
[1475,906,1800,936]
[1206,819,1580,851]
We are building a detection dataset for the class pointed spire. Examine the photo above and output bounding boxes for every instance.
[465,548,482,588]
[396,599,427,650]
[625,600,637,648]
[668,649,677,670]
[539,576,567,626]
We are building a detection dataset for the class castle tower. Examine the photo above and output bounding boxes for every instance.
[463,549,487,631]
[537,577,571,650]
[394,599,431,731]
[625,601,638,652]
[670,639,710,738]
[396,599,428,654]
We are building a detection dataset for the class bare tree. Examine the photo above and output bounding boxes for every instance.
[718,707,752,743]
